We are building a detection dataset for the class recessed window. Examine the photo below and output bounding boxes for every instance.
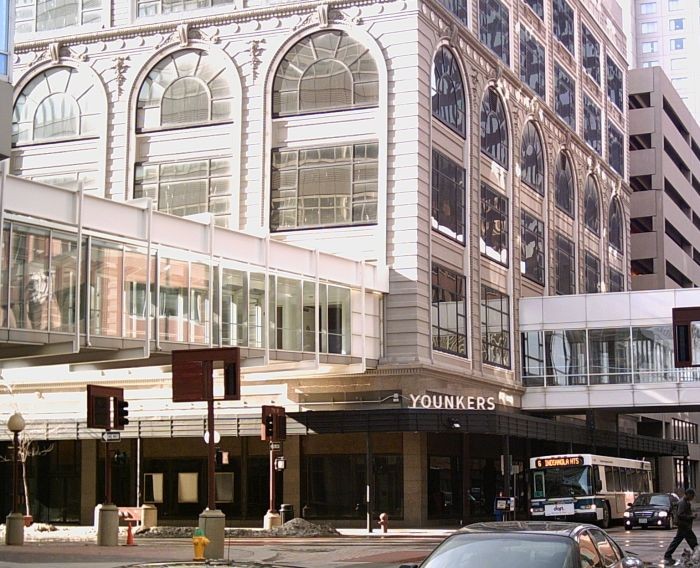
[584,176,600,235]
[671,58,687,70]
[555,65,576,129]
[581,25,600,83]
[480,0,510,65]
[432,150,466,242]
[270,143,378,231]
[481,183,509,266]
[521,211,545,285]
[640,21,658,33]
[609,267,624,292]
[670,38,685,50]
[642,60,659,68]
[669,18,684,30]
[607,57,624,110]
[555,233,576,295]
[668,0,681,10]
[137,0,233,17]
[134,158,231,220]
[0,0,7,75]
[480,88,509,168]
[555,152,575,217]
[585,252,600,293]
[432,47,466,137]
[481,285,511,368]
[14,0,102,33]
[437,0,468,25]
[584,96,602,155]
[272,30,378,117]
[520,26,546,98]
[639,2,656,13]
[609,197,624,252]
[642,41,658,53]
[521,121,544,194]
[524,0,544,19]
[553,0,575,54]
[432,264,468,357]
[608,123,624,175]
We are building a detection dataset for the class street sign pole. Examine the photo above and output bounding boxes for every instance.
[207,398,215,511]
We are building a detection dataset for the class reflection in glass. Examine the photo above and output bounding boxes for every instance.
[519,27,545,97]
[432,264,468,357]
[555,233,575,295]
[606,56,624,110]
[0,228,7,327]
[90,239,122,337]
[522,331,544,385]
[584,176,600,234]
[555,65,575,129]
[633,326,674,382]
[588,328,631,384]
[190,263,210,344]
[159,257,188,342]
[555,153,574,217]
[584,96,602,155]
[326,285,350,355]
[10,226,50,331]
[553,0,575,53]
[521,211,544,285]
[303,281,316,352]
[480,184,509,266]
[609,268,624,292]
[545,330,587,385]
[124,249,154,340]
[479,0,510,65]
[436,0,468,24]
[249,273,265,348]
[51,232,78,333]
[584,252,600,294]
[520,121,544,194]
[692,322,700,366]
[480,88,509,168]
[608,123,624,175]
[525,0,543,18]
[609,197,623,252]
[221,268,247,346]
[432,150,466,242]
[273,277,302,351]
[432,47,466,136]
[582,25,601,83]
[481,285,510,368]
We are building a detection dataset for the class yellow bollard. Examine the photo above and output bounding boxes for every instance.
[192,528,210,561]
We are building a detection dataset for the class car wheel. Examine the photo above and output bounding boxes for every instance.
[599,503,610,529]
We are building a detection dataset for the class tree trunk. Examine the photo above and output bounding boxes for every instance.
[22,459,30,517]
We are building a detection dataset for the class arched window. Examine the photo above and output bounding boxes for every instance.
[609,197,623,252]
[137,49,232,130]
[584,176,600,235]
[555,152,574,217]
[521,121,544,194]
[12,66,98,144]
[480,88,509,169]
[272,30,379,117]
[432,47,466,137]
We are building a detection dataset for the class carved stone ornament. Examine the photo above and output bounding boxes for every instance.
[248,39,266,81]
[294,3,362,31]
[114,56,130,98]
[317,3,329,27]
[48,42,61,64]
[177,23,189,47]
[197,27,220,44]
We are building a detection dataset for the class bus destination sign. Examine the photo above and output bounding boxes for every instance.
[535,456,584,468]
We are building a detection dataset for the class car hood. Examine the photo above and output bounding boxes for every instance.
[628,505,668,512]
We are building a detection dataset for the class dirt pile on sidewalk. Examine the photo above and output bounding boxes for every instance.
[137,518,340,538]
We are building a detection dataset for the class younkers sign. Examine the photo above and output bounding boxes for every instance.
[409,394,496,410]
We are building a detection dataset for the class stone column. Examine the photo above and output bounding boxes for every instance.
[403,432,427,526]
[81,440,97,525]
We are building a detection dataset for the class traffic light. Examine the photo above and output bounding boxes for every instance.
[263,413,274,440]
[115,399,129,429]
[261,405,286,441]
[216,448,223,467]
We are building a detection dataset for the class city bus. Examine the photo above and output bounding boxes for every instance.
[529,454,653,528]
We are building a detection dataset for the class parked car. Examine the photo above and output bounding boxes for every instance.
[398,521,643,568]
[624,492,679,530]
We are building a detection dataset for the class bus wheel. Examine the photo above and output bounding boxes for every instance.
[598,503,610,529]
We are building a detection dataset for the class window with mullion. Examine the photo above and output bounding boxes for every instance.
[584,96,602,155]
[481,285,511,368]
[555,64,576,129]
[584,251,600,293]
[555,152,575,217]
[437,0,468,25]
[432,150,466,243]
[608,122,624,175]
[137,0,234,17]
[15,0,102,33]
[608,197,623,252]
[581,25,600,83]
[609,267,624,292]
[553,0,575,54]
[481,183,509,266]
[480,88,509,168]
[521,211,545,285]
[606,56,624,110]
[555,233,576,295]
[432,47,466,137]
[524,0,544,19]
[270,143,378,231]
[520,26,546,98]
[521,121,544,194]
[432,264,468,357]
[0,0,7,75]
[584,176,600,235]
[480,0,510,65]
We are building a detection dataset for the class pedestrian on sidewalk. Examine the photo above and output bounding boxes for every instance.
[665,487,697,564]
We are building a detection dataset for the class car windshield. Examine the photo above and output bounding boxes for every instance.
[532,466,592,498]
[420,532,578,568]
[633,494,670,507]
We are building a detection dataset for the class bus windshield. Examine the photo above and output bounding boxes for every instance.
[532,466,592,498]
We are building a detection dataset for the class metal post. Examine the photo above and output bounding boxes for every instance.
[269,445,276,513]
[366,431,373,533]
[12,430,18,514]
[207,398,215,510]
[105,441,111,504]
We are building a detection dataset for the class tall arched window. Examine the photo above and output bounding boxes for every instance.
[609,197,623,252]
[480,88,509,169]
[432,46,466,137]
[555,152,574,217]
[521,121,544,195]
[137,49,233,130]
[584,176,600,235]
[272,30,379,117]
[13,66,99,144]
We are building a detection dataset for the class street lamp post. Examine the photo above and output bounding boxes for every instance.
[5,411,25,545]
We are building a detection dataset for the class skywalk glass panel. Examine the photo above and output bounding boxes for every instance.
[480,0,510,65]
[0,0,7,75]
[588,328,631,384]
[545,330,587,385]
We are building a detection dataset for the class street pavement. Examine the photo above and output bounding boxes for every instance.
[0,525,690,567]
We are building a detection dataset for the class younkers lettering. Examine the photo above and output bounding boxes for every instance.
[409,394,496,410]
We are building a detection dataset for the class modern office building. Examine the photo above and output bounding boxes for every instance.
[621,0,700,119]
[0,0,672,528]
[628,66,700,289]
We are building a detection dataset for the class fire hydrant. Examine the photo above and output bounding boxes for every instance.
[192,527,210,561]
[378,512,389,533]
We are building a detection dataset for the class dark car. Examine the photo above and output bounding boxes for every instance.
[399,521,643,568]
[624,492,679,530]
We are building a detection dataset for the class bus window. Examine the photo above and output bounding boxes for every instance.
[604,466,614,491]
[533,471,545,498]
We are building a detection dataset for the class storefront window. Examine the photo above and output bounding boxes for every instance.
[429,455,461,518]
[304,454,366,519]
